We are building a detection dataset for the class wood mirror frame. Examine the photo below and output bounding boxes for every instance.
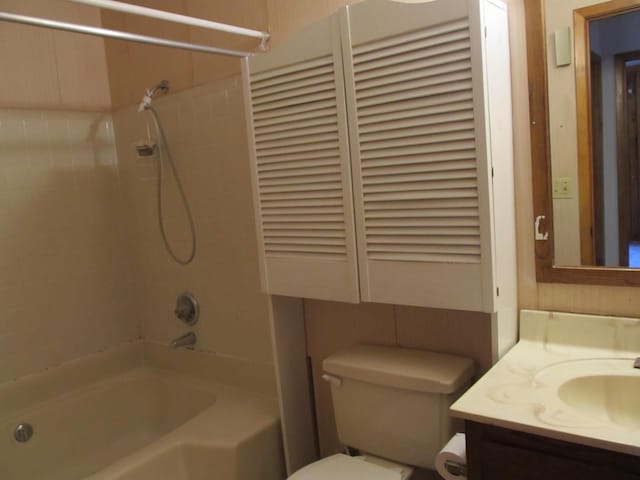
[525,0,640,285]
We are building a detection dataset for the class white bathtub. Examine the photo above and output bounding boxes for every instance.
[0,343,284,480]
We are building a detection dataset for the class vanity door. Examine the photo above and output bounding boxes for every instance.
[466,422,640,480]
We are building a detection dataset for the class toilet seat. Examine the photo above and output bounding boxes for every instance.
[288,454,403,480]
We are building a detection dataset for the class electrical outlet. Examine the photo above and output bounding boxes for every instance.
[552,177,572,199]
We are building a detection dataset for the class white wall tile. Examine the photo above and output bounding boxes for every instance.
[0,108,138,381]
[112,77,274,369]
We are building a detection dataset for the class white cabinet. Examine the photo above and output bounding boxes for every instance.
[242,0,517,331]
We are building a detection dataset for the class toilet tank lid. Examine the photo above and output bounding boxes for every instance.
[323,345,474,394]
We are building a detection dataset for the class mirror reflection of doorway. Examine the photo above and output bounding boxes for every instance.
[585,8,640,267]
[616,52,640,267]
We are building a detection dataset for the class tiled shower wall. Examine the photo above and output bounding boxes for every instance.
[112,77,274,379]
[0,109,138,381]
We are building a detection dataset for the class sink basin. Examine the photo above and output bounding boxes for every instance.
[558,375,640,429]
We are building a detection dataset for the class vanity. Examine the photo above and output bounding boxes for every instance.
[451,310,640,479]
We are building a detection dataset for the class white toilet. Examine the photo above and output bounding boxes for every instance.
[290,344,474,479]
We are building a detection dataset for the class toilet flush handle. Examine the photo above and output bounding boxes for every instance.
[322,373,343,387]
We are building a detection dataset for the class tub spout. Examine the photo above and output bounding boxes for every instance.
[170,331,196,349]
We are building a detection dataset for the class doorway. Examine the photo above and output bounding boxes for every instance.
[615,51,640,266]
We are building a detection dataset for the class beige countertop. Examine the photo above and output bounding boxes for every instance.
[451,310,640,456]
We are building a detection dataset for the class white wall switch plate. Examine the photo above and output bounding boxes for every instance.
[552,177,572,199]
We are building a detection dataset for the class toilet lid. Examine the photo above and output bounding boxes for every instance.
[289,454,402,480]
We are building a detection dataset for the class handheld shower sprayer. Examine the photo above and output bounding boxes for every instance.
[137,80,170,112]
[137,80,197,266]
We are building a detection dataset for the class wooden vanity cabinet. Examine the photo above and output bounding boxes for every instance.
[465,421,640,480]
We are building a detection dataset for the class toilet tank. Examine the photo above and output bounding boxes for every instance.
[323,345,474,470]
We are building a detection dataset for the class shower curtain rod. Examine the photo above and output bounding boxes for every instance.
[0,11,253,57]
[67,0,270,47]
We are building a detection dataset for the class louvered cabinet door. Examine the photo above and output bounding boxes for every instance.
[243,16,360,303]
[341,0,497,312]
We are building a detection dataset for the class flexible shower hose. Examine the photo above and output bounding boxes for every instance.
[147,106,197,265]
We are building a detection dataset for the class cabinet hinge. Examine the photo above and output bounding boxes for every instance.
[496,287,500,296]
[485,26,488,38]
[491,167,494,178]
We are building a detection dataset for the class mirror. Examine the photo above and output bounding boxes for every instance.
[546,1,640,268]
[526,0,640,285]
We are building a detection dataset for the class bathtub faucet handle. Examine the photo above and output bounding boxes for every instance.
[174,292,199,326]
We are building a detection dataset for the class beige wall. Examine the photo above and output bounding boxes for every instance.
[0,108,137,381]
[0,0,111,110]
[100,0,268,109]
[112,77,275,376]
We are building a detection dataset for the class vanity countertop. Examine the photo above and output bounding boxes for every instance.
[450,309,640,456]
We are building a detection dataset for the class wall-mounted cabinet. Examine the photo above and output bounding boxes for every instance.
[243,0,517,351]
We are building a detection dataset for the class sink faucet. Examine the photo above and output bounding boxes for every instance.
[634,358,640,369]
[170,331,196,349]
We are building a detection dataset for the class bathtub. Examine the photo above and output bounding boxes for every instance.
[0,343,284,480]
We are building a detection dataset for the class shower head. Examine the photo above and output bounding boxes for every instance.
[138,80,170,113]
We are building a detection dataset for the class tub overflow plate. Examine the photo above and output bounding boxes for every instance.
[14,423,33,443]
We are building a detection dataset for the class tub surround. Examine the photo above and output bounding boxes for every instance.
[451,310,640,455]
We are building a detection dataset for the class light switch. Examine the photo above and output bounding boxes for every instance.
[552,177,572,199]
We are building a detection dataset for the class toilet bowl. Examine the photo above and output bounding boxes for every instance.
[288,344,474,479]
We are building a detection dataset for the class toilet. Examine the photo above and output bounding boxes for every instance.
[290,344,474,479]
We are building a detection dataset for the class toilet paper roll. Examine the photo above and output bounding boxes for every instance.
[435,433,467,480]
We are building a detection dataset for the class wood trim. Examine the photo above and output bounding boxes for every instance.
[573,8,595,265]
[525,0,554,282]
[526,0,640,286]
[574,0,640,19]
[616,53,630,266]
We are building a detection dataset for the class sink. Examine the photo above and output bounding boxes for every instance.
[558,375,640,429]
